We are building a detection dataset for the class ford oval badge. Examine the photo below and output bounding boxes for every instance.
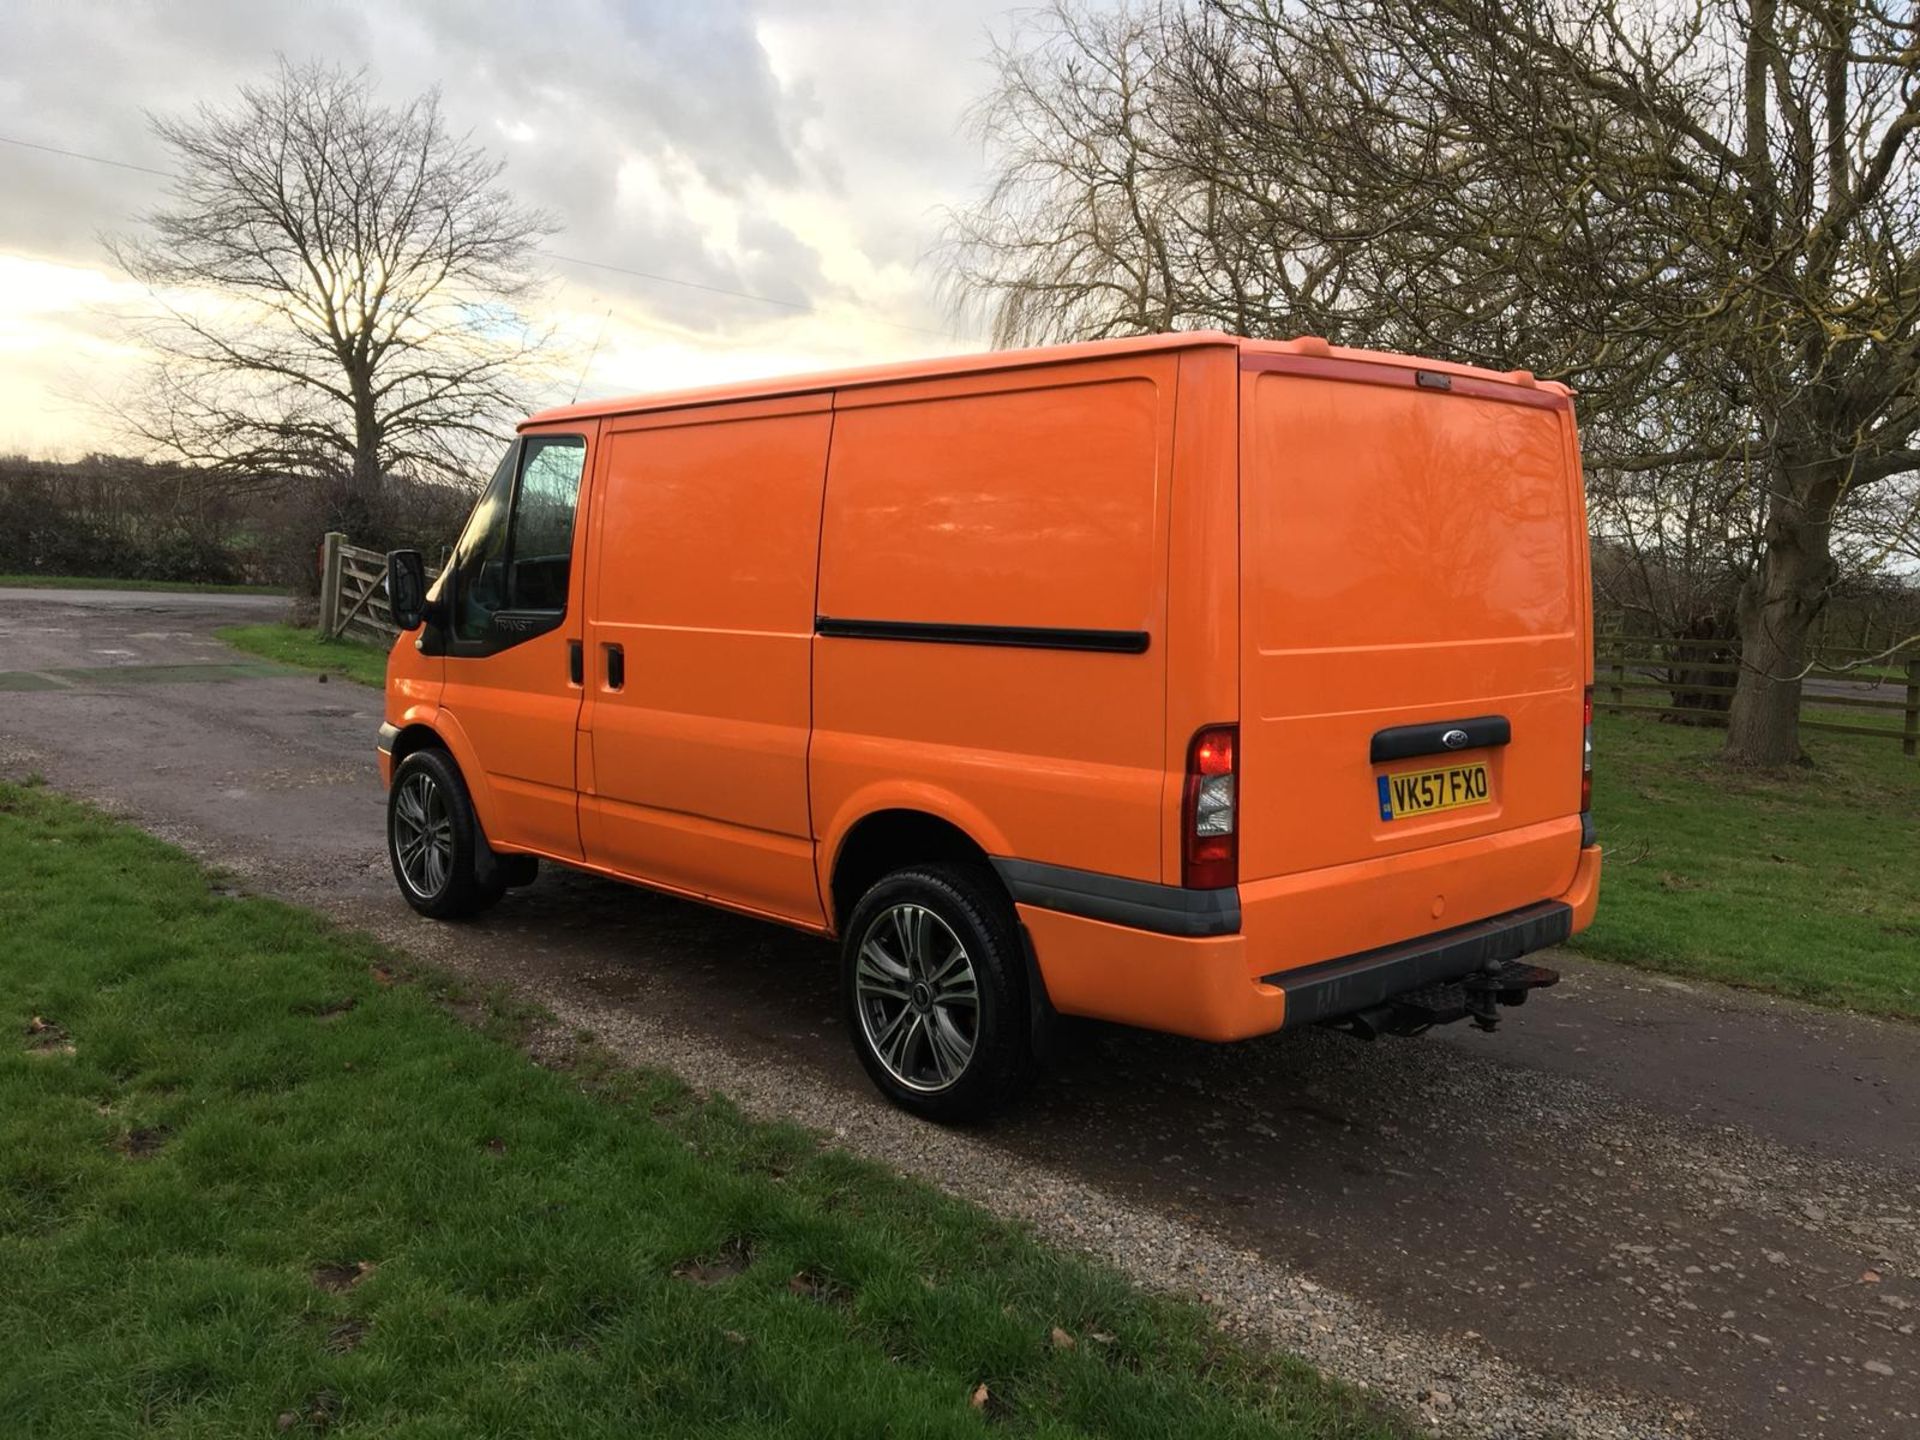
[1441,728,1470,750]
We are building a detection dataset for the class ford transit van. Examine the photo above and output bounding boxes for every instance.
[379,332,1602,1119]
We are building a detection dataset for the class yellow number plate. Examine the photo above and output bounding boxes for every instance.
[1377,762,1490,821]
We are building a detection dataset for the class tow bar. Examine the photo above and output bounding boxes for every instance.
[1335,960,1560,1039]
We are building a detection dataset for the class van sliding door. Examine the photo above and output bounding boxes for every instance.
[810,357,1178,886]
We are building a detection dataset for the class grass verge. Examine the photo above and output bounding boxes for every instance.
[220,623,389,688]
[1575,712,1920,1019]
[0,573,284,596]
[0,780,1401,1440]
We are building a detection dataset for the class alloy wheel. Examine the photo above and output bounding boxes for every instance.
[853,902,980,1093]
[392,769,453,900]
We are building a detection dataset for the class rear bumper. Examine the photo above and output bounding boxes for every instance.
[1261,900,1569,1027]
[1019,838,1601,1042]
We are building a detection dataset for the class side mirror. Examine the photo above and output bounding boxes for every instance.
[386,549,429,632]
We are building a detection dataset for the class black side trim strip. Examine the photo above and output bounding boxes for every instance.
[1370,714,1511,764]
[992,857,1239,938]
[1581,811,1597,848]
[817,616,1149,654]
[376,721,400,754]
[1266,900,1572,1027]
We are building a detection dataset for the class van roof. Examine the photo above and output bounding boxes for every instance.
[522,330,1568,429]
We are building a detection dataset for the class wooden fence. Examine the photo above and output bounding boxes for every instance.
[317,532,440,645]
[1595,633,1920,757]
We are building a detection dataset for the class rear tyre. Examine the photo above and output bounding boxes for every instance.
[841,863,1039,1122]
[386,748,505,920]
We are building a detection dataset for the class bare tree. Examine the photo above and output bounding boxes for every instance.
[947,0,1920,765]
[107,60,556,534]
[942,4,1356,346]
[1844,473,1920,573]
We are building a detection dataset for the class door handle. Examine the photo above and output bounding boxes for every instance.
[567,640,582,686]
[1369,715,1510,763]
[604,643,625,691]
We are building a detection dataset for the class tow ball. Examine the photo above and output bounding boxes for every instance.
[1334,960,1560,1039]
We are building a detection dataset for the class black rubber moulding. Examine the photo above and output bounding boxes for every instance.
[815,616,1149,654]
[991,857,1239,938]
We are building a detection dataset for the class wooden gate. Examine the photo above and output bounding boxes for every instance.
[316,532,441,644]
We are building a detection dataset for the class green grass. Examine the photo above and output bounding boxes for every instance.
[0,780,1400,1440]
[0,573,285,596]
[1574,712,1920,1019]
[220,623,390,688]
[1805,708,1905,736]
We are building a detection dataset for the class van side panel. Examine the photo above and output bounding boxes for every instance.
[1158,347,1241,885]
[579,395,830,926]
[1239,363,1586,972]
[812,357,1176,894]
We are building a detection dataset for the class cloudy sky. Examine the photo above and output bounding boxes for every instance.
[0,0,1045,458]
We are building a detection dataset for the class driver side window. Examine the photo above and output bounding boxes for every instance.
[507,438,587,611]
[448,435,587,648]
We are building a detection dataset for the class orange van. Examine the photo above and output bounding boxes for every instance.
[379,332,1601,1119]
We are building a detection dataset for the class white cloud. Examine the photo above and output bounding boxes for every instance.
[0,0,1053,457]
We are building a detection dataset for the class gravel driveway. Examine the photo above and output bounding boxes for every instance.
[4,586,1917,1439]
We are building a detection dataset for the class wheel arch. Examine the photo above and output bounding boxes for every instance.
[832,818,1053,1118]
[825,805,1009,940]
[383,709,502,840]
[387,722,445,768]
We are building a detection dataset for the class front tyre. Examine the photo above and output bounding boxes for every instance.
[386,748,504,920]
[841,864,1039,1122]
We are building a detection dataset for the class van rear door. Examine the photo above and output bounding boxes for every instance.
[1238,355,1587,953]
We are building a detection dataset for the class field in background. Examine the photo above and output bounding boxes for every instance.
[0,781,1398,1440]
[1574,712,1920,1018]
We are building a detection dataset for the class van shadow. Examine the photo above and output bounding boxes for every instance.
[488,863,1584,1267]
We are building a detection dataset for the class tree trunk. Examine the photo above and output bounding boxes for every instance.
[338,371,383,542]
[1722,472,1837,766]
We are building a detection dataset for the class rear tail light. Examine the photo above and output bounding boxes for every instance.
[1182,725,1238,889]
[1580,686,1594,818]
